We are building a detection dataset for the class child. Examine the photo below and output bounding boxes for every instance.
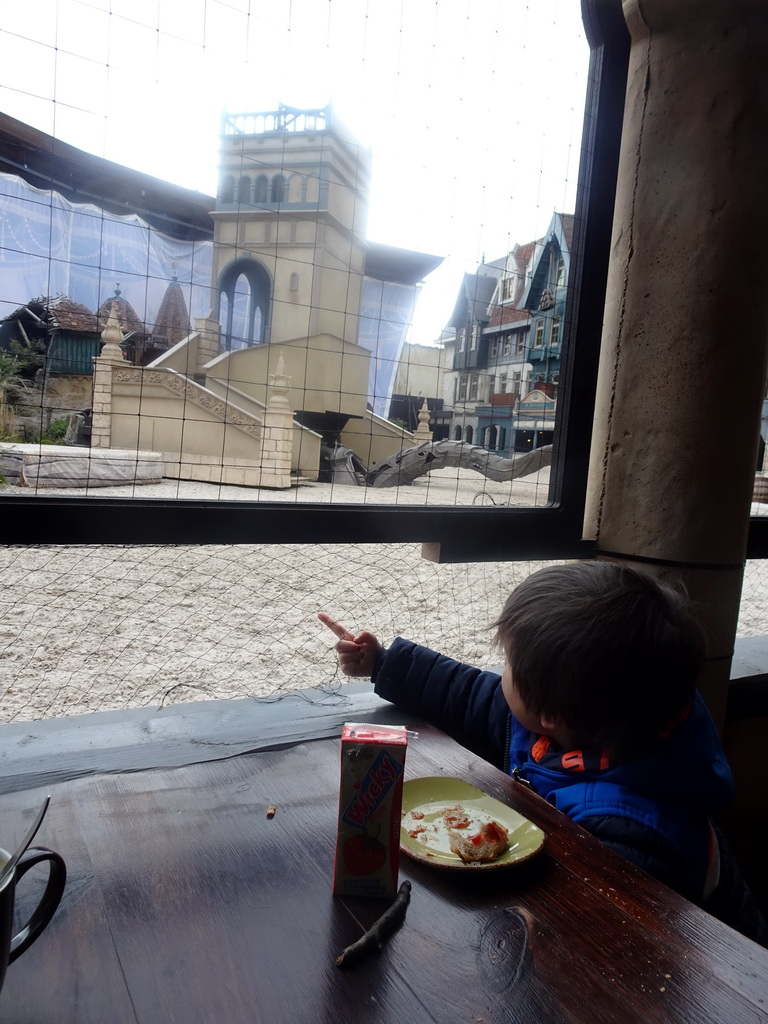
[319,560,767,945]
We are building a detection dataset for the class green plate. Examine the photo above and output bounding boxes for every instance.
[400,776,545,870]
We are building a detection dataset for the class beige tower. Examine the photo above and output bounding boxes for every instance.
[211,106,371,351]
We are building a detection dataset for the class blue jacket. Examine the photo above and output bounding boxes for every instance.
[372,638,735,901]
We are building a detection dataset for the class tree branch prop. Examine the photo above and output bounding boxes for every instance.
[335,881,412,968]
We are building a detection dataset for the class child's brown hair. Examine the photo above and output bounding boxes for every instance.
[493,561,704,760]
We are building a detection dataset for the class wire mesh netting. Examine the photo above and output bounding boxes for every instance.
[0,0,587,508]
[0,1,588,723]
[2,544,767,726]
[0,544,562,723]
[1,1,766,731]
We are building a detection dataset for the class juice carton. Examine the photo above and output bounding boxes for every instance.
[333,723,408,898]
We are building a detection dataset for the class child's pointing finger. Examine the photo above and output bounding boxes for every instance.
[317,612,355,641]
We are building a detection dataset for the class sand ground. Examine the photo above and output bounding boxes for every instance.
[2,466,766,724]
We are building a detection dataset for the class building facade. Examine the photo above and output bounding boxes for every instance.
[443,211,573,455]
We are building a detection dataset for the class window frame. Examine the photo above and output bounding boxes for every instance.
[556,257,566,287]
[550,317,561,347]
[19,4,763,561]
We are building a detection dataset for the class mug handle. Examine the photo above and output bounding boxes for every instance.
[8,846,67,963]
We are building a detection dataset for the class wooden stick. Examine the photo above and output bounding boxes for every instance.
[335,881,412,968]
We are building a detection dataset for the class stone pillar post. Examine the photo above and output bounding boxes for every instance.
[584,0,768,726]
[194,314,221,375]
[261,355,293,489]
[413,399,433,443]
[91,308,126,450]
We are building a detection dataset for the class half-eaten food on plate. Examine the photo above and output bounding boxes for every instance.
[447,817,509,863]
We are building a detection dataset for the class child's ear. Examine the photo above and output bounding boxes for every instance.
[540,712,560,732]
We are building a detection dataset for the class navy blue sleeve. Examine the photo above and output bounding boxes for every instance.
[372,637,510,771]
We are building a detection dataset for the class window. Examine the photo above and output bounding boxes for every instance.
[469,375,479,401]
[534,320,545,348]
[218,258,271,350]
[458,375,468,401]
[490,338,499,358]
[502,276,516,301]
[454,425,463,441]
[465,425,474,444]
[503,334,511,357]
[488,375,496,398]
[220,175,235,203]
[556,257,566,287]
[470,324,479,350]
[237,176,251,203]
[550,317,561,347]
[515,330,527,354]
[3,0,645,570]
[499,374,507,393]
[458,328,466,353]
[254,175,268,203]
[271,174,286,202]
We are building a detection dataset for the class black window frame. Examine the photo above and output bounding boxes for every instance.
[0,0,627,555]
[5,1,767,559]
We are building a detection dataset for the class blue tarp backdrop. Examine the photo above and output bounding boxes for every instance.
[0,173,416,417]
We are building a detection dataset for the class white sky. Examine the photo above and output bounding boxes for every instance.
[0,0,589,343]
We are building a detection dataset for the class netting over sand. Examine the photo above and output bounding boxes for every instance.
[2,532,767,724]
[0,541,556,722]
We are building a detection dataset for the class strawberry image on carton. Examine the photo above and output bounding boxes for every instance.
[333,723,408,898]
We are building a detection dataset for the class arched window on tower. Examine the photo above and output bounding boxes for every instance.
[271,174,286,203]
[220,176,235,203]
[237,176,251,204]
[254,176,268,203]
[217,259,271,351]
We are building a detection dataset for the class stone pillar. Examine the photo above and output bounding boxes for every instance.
[91,308,126,450]
[584,0,768,727]
[413,399,433,443]
[261,355,293,489]
[194,314,221,374]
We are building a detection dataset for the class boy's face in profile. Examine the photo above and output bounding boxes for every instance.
[500,658,544,735]
[501,651,564,743]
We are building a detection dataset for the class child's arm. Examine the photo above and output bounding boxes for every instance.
[318,613,382,678]
[318,617,509,770]
[374,638,509,771]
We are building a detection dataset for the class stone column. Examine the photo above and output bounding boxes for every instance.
[261,355,293,489]
[413,399,433,443]
[194,314,221,374]
[90,309,126,450]
[584,0,768,726]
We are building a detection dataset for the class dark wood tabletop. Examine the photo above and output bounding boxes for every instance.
[1,721,767,1024]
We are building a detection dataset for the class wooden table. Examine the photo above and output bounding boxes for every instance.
[1,721,767,1023]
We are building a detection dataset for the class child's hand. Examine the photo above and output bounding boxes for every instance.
[317,613,382,678]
